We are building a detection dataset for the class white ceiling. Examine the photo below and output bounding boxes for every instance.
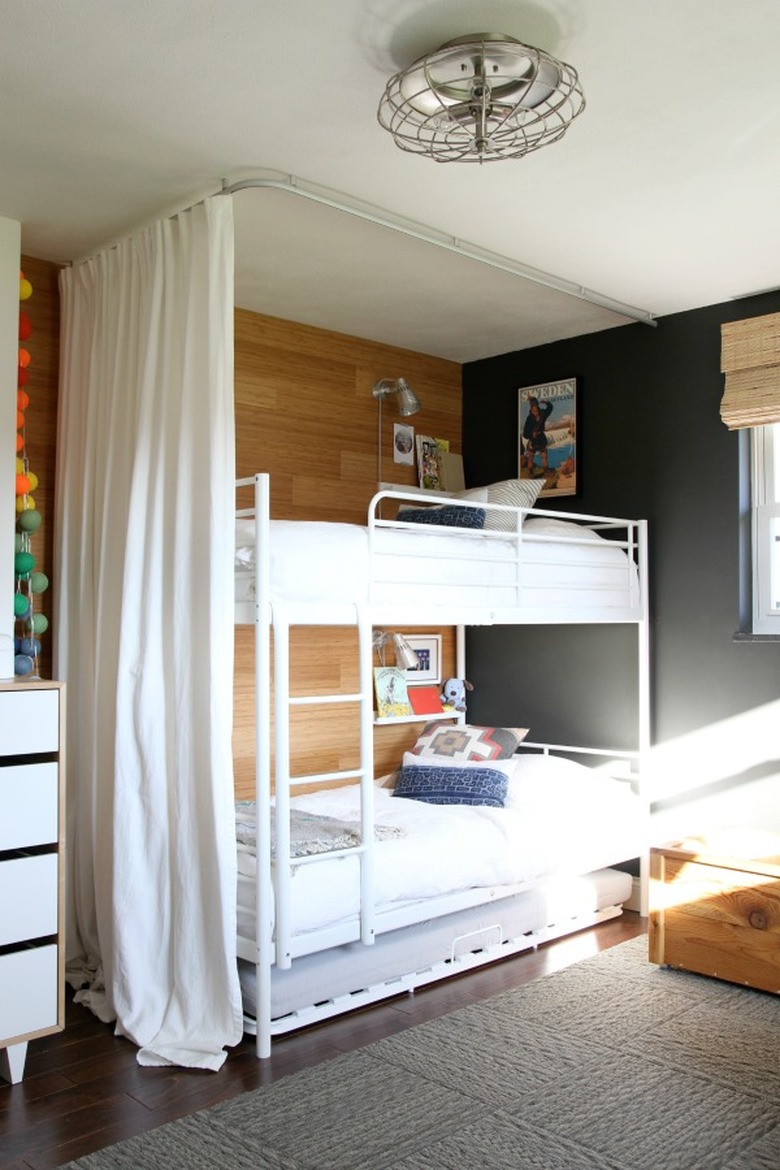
[2,1,779,363]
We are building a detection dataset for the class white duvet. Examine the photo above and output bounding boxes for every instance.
[236,766,642,938]
[234,516,637,610]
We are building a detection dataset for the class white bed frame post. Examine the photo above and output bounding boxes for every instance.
[636,519,651,918]
[253,474,274,1059]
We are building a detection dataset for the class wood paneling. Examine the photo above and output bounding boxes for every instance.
[16,284,462,794]
[18,256,60,682]
[234,310,462,797]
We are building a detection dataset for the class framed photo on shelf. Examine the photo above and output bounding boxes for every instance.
[373,666,412,718]
[400,634,442,684]
[518,377,579,499]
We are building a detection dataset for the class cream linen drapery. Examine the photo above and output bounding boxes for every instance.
[54,196,242,1069]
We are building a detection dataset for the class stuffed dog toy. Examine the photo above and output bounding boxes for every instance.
[440,678,473,711]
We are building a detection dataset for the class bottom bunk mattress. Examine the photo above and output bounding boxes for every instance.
[239,867,633,1023]
[235,751,644,953]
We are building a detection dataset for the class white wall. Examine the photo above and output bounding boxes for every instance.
[0,217,22,679]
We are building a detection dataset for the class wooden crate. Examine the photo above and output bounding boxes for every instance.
[649,835,780,993]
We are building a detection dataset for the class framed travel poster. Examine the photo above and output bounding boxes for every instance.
[518,377,579,499]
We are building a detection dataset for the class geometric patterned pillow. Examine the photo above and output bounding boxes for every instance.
[410,721,528,762]
[397,504,486,529]
[393,764,508,807]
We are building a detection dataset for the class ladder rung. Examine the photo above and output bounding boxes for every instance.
[289,693,364,706]
[288,768,365,787]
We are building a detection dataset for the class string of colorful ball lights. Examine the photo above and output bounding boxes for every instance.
[14,270,49,676]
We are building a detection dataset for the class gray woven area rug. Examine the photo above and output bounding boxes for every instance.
[61,937,780,1170]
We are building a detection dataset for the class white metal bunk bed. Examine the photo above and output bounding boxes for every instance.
[234,474,650,1058]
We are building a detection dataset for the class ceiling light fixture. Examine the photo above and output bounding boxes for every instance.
[377,33,585,164]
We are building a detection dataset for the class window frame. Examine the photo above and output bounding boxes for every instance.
[750,424,780,635]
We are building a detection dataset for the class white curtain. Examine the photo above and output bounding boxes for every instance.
[54,196,242,1069]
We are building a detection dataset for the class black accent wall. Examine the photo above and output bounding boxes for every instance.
[462,292,780,763]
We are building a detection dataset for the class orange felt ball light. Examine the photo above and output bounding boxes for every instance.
[16,410,25,430]
[18,348,30,368]
[16,473,30,496]
[15,433,23,452]
[17,389,29,411]
[17,366,29,387]
[19,276,32,301]
[18,311,32,340]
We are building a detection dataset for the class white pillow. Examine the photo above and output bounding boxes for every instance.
[456,486,489,504]
[505,753,633,811]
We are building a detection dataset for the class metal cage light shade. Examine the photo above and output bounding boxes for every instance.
[377,33,585,163]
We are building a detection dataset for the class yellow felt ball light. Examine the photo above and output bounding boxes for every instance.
[26,470,38,492]
[15,494,35,513]
[19,273,32,301]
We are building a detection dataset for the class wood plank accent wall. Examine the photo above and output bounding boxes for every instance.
[233,309,462,796]
[13,281,462,795]
[18,256,60,682]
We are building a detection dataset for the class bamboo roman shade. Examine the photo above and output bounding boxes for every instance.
[721,311,780,429]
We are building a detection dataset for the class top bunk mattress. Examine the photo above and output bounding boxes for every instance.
[235,514,642,619]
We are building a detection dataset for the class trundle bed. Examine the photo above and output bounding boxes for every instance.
[234,474,650,1058]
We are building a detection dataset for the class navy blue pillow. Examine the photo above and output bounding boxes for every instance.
[397,505,485,529]
[393,764,507,807]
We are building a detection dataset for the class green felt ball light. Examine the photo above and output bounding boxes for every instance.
[14,533,24,554]
[17,508,42,533]
[30,571,48,594]
[31,612,48,635]
[13,592,28,617]
[14,550,35,577]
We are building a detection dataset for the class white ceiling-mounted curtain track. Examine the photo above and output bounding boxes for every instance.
[222,173,656,328]
[73,171,656,327]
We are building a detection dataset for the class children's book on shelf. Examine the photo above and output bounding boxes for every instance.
[408,685,445,716]
[416,435,450,490]
[374,667,413,718]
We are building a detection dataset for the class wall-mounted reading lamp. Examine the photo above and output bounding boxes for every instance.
[373,629,421,670]
[373,377,422,486]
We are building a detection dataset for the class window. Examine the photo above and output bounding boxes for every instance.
[751,423,780,634]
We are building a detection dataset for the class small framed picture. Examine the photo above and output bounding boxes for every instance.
[401,634,442,684]
[394,422,415,465]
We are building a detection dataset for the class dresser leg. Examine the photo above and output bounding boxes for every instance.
[0,1041,28,1084]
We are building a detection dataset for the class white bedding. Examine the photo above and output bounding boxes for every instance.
[236,764,642,939]
[235,516,638,610]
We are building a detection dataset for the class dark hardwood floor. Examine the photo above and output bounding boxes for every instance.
[1,915,646,1169]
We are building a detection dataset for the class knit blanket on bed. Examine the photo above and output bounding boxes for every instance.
[235,802,405,858]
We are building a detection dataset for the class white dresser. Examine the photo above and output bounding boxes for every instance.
[0,680,65,1084]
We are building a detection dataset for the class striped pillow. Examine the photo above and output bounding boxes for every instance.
[484,478,544,531]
